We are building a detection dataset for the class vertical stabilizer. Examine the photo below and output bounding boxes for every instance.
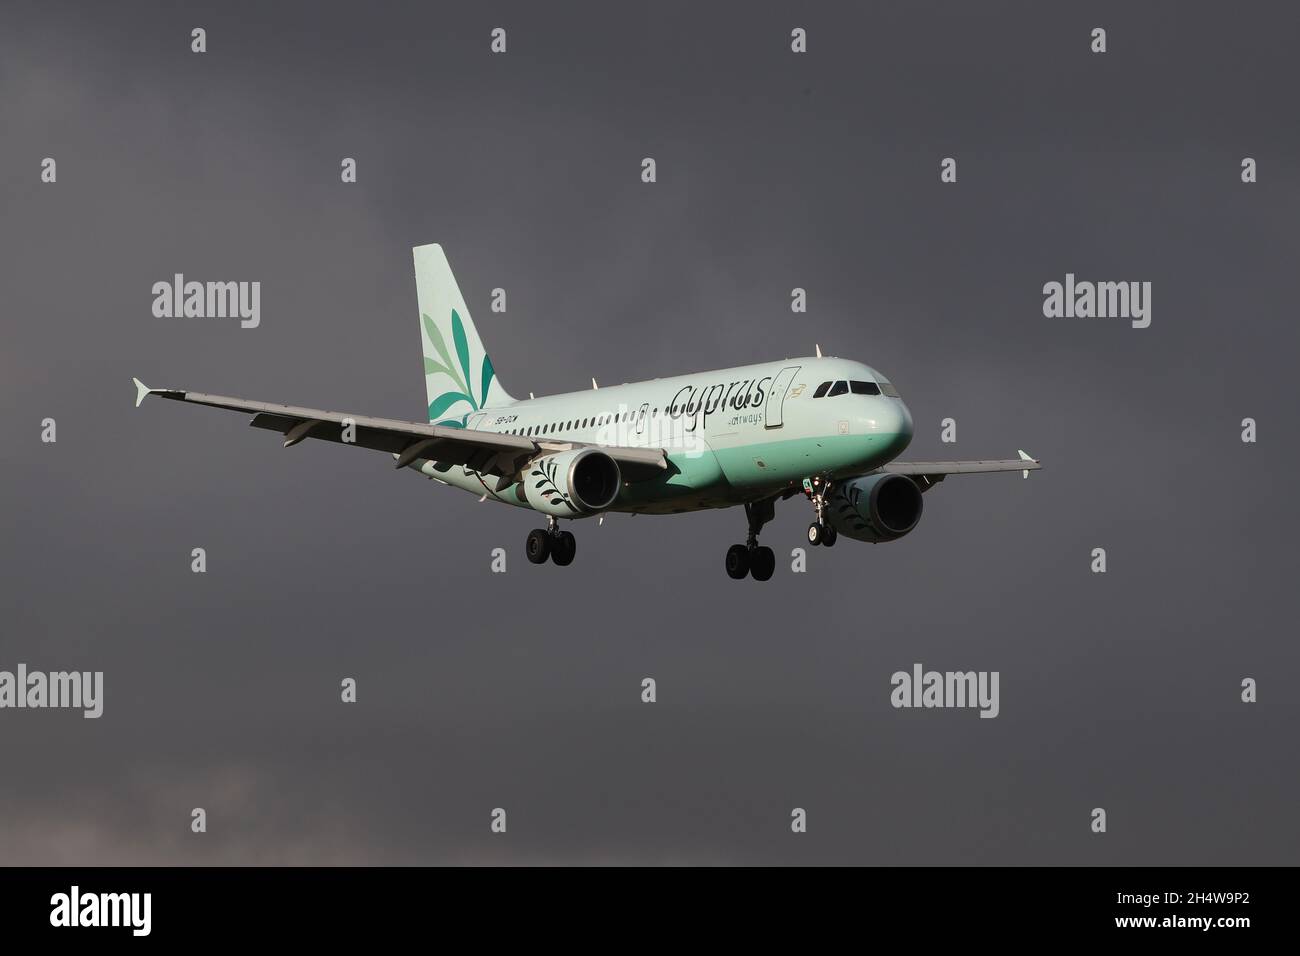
[413,244,514,425]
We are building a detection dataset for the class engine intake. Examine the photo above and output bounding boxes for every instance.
[826,473,923,543]
[520,448,622,516]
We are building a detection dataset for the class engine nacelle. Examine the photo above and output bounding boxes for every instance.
[826,473,924,543]
[521,448,622,516]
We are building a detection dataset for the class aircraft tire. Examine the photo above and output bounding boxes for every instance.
[725,544,750,579]
[526,528,551,564]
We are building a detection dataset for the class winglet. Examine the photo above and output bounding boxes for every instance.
[1017,449,1035,479]
[132,377,152,408]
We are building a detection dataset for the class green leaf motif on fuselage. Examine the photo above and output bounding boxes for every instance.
[531,460,576,512]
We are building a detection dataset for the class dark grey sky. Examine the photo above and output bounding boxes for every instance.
[2,0,1297,864]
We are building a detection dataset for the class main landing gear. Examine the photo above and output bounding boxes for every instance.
[526,516,576,566]
[726,499,777,582]
[803,475,837,548]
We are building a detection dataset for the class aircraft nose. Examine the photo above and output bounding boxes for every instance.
[896,399,914,444]
[873,398,912,458]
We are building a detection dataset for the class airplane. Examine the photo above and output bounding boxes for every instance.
[134,243,1040,580]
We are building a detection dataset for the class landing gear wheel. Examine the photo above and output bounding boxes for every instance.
[749,545,775,581]
[725,544,751,579]
[550,530,576,566]
[727,497,777,580]
[525,528,551,564]
[802,476,835,548]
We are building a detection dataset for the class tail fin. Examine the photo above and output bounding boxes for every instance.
[413,243,515,425]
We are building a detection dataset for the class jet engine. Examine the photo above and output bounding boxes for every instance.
[825,473,923,543]
[520,448,622,516]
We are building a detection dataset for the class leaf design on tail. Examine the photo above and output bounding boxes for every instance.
[422,313,467,394]
[451,310,473,396]
[480,354,496,409]
[424,309,498,423]
[428,391,476,421]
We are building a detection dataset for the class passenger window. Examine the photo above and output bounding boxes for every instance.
[850,381,881,395]
[827,381,848,397]
[813,381,831,398]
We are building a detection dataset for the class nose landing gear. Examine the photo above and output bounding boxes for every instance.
[802,475,837,547]
[807,522,837,547]
[725,498,777,581]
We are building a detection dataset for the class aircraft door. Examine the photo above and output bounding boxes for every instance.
[764,366,801,429]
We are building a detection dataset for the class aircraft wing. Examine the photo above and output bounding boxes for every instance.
[882,451,1041,489]
[132,378,668,483]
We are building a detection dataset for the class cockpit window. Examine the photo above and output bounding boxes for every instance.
[813,381,831,398]
[879,382,900,398]
[849,380,881,395]
[827,380,848,397]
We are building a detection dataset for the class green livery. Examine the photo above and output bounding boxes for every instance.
[133,243,1040,578]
